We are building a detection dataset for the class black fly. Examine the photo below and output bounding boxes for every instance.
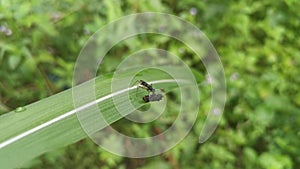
[143,93,163,102]
[135,80,164,103]
[137,80,155,93]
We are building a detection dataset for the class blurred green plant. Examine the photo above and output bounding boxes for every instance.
[0,0,299,169]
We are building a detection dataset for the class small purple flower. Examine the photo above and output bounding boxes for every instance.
[230,72,239,81]
[206,74,213,84]
[0,25,6,32]
[0,25,13,36]
[212,108,221,115]
[190,7,198,16]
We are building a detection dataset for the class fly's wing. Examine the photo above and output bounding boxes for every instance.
[156,94,163,101]
[149,93,163,102]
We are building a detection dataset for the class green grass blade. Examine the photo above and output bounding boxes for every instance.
[0,67,198,169]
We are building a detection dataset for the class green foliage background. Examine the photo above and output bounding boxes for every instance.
[0,0,299,168]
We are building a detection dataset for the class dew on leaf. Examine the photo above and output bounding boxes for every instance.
[15,107,26,113]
